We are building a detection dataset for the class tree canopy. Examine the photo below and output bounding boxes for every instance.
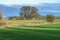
[20,6,40,20]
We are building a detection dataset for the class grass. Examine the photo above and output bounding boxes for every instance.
[0,23,60,40]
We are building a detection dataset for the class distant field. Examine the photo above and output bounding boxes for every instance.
[4,20,46,26]
[5,19,60,23]
[4,19,60,26]
[0,23,60,40]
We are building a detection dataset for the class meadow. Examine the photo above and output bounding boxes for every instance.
[0,23,60,40]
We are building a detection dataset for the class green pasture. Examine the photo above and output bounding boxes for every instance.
[0,23,60,40]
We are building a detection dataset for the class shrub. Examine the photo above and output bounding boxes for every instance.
[46,14,55,23]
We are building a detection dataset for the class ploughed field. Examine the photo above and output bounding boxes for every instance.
[0,23,60,40]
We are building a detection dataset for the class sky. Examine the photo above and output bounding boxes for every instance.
[0,0,60,6]
[0,0,60,18]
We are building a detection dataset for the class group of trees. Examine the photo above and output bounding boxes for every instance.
[0,6,55,23]
[19,6,55,23]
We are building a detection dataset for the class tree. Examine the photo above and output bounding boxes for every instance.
[0,9,3,20]
[20,6,31,19]
[20,6,40,20]
[46,14,55,23]
[30,7,40,19]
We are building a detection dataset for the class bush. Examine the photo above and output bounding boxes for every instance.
[46,14,55,23]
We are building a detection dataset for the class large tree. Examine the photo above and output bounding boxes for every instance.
[20,6,40,20]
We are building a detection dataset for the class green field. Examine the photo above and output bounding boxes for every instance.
[0,23,60,40]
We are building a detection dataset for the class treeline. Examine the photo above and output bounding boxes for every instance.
[1,6,60,23]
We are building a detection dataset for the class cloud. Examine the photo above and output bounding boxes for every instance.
[0,0,60,6]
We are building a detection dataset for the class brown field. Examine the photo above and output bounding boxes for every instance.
[2,19,59,27]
